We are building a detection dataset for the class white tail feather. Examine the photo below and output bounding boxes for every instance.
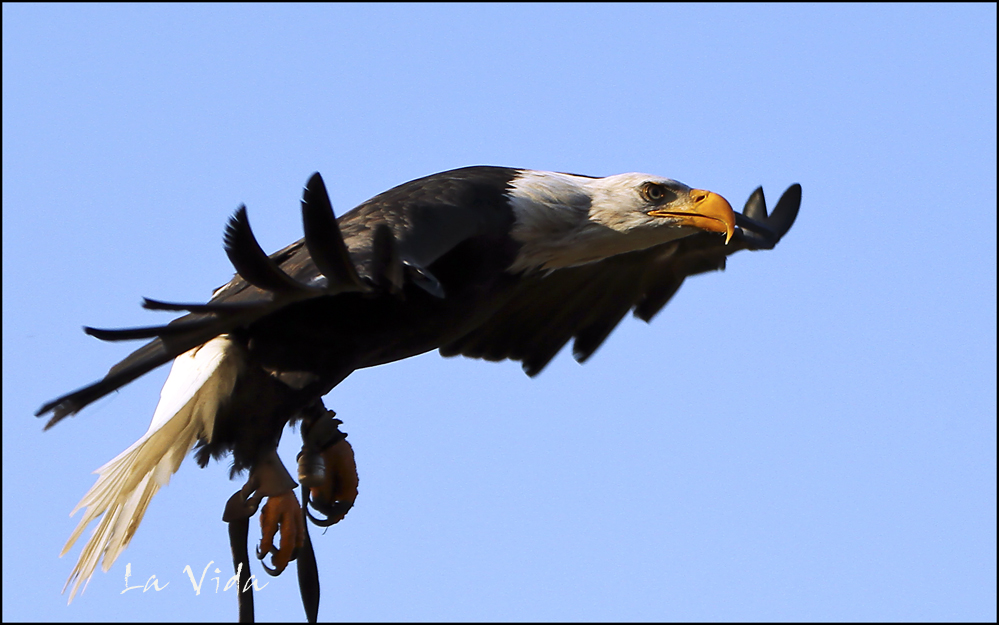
[61,336,242,603]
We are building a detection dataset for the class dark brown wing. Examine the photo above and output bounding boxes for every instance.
[440,184,801,376]
[36,167,522,426]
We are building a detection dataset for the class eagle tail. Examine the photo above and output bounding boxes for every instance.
[60,336,243,603]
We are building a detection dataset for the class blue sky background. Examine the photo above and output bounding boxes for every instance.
[3,4,995,622]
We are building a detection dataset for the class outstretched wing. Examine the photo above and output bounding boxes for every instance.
[440,184,801,376]
[36,167,523,427]
[35,175,347,425]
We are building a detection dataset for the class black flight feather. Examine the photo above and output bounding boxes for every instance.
[769,183,801,240]
[743,186,768,221]
[141,297,265,314]
[224,205,315,294]
[300,172,367,293]
[83,317,219,342]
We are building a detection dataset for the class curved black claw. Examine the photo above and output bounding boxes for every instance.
[300,489,324,526]
[302,496,354,527]
[259,553,281,577]
[305,508,350,527]
[257,543,300,576]
[305,489,354,528]
[256,542,276,561]
[304,507,338,528]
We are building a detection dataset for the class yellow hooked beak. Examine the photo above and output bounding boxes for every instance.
[648,189,736,244]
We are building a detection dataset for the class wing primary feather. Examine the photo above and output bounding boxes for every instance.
[141,297,264,314]
[735,213,777,240]
[37,340,172,427]
[572,284,643,363]
[518,272,608,376]
[223,205,315,294]
[633,276,684,323]
[300,172,367,293]
[40,312,253,426]
[743,187,768,221]
[769,184,801,239]
[83,318,218,342]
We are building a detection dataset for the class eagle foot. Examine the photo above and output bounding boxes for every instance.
[257,490,305,576]
[297,407,359,527]
[306,437,358,527]
[222,449,303,576]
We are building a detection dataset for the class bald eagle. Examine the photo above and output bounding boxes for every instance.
[38,166,800,610]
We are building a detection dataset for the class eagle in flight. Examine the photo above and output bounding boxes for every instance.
[38,166,800,615]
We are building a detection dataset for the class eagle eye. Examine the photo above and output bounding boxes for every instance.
[642,182,674,204]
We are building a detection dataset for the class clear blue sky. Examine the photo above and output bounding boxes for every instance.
[3,4,995,622]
